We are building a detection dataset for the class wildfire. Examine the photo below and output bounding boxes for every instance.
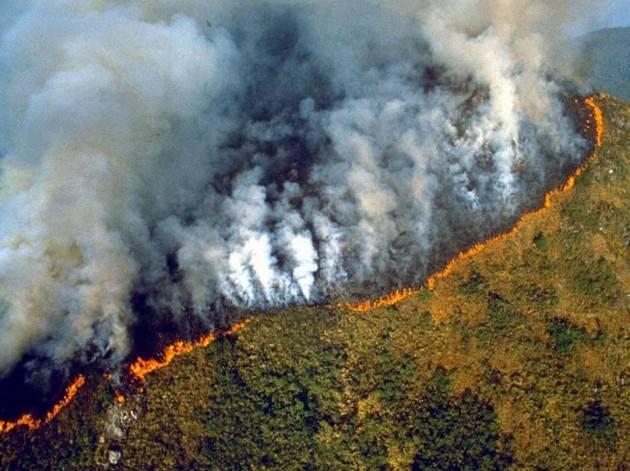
[128,319,252,382]
[0,321,253,434]
[346,94,606,312]
[0,375,86,435]
[0,94,606,435]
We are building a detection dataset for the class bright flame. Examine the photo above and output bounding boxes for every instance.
[0,375,86,435]
[585,94,605,148]
[343,287,421,313]
[346,94,606,312]
[128,320,252,382]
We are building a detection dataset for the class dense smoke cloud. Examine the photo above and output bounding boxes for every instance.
[0,0,595,378]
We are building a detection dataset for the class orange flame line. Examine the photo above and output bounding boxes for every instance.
[0,375,86,435]
[341,287,422,313]
[128,319,252,382]
[346,94,606,313]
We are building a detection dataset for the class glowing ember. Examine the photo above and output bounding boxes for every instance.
[0,375,86,435]
[129,320,252,381]
[115,392,126,404]
[346,94,605,312]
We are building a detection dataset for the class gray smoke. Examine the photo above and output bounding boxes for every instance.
[0,0,596,377]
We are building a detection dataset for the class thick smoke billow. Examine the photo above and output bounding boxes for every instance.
[0,0,595,378]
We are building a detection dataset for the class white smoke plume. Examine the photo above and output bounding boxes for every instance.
[0,0,596,378]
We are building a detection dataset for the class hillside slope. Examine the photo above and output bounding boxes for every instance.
[1,95,628,470]
[579,28,630,101]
